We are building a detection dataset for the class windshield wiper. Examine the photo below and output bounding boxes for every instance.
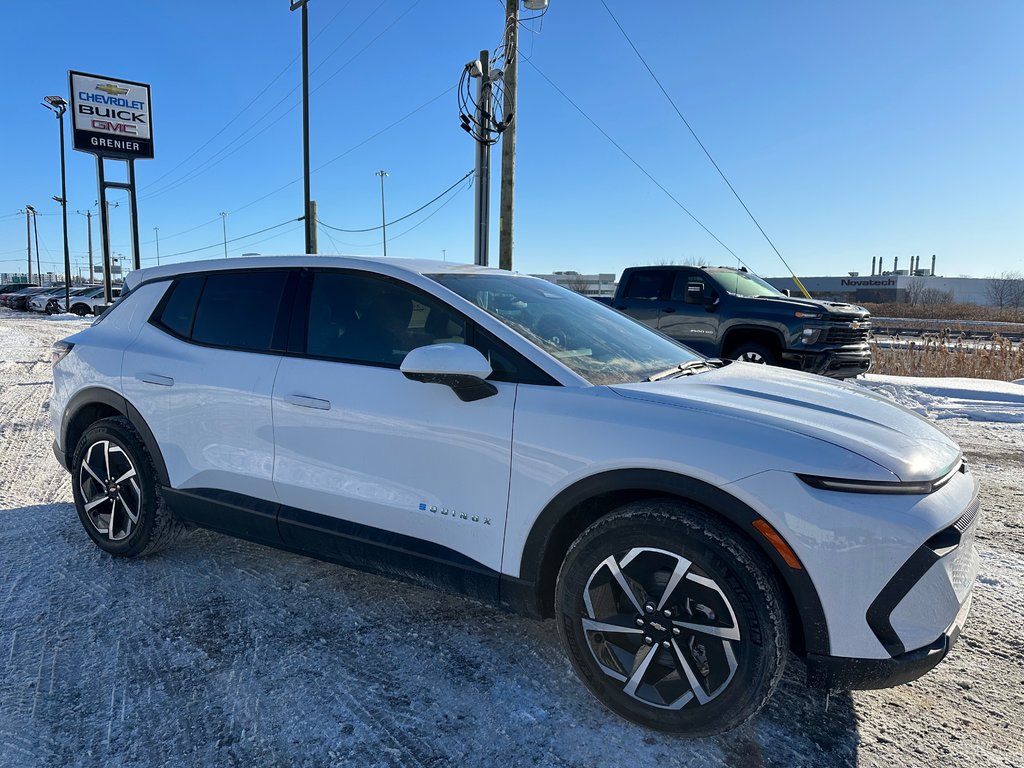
[646,360,710,382]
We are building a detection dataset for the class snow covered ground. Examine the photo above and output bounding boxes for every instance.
[1,311,1022,768]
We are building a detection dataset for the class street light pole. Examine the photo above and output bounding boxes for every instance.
[154,226,161,266]
[220,212,228,258]
[375,170,389,257]
[43,96,72,310]
[290,0,315,254]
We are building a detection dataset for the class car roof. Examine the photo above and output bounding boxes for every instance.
[123,255,510,291]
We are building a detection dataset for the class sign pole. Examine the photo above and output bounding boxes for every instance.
[128,160,141,270]
[97,158,113,305]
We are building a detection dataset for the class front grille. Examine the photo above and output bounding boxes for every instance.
[825,323,871,345]
[953,495,981,534]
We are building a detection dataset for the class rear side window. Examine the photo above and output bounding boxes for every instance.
[624,270,671,300]
[154,275,204,337]
[191,272,289,352]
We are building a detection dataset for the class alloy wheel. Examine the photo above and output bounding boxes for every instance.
[736,351,766,363]
[78,440,142,541]
[581,547,740,711]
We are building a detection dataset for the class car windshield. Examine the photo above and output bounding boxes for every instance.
[433,273,702,385]
[707,269,784,298]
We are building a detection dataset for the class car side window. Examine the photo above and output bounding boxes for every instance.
[190,272,290,352]
[624,271,672,300]
[154,275,205,338]
[306,272,467,366]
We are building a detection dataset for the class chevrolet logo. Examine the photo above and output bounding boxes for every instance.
[849,321,861,330]
[649,621,667,632]
[95,83,129,96]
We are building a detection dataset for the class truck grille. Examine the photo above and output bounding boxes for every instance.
[826,323,871,345]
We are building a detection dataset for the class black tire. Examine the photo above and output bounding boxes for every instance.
[555,500,788,736]
[70,303,89,316]
[70,416,185,557]
[729,341,777,366]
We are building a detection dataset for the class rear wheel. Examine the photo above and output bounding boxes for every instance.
[71,416,184,557]
[555,500,788,735]
[70,303,89,316]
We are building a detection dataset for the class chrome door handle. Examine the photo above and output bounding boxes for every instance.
[136,373,174,386]
[284,394,331,411]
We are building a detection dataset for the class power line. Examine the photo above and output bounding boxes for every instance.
[140,0,424,202]
[598,0,808,293]
[139,1,357,195]
[320,170,472,233]
[144,217,303,261]
[521,55,749,269]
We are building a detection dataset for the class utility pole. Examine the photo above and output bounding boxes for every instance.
[498,0,519,272]
[76,210,94,283]
[220,212,228,258]
[473,50,494,266]
[375,170,389,257]
[290,0,316,254]
[24,207,33,283]
[309,200,318,254]
[154,226,160,266]
[30,207,42,282]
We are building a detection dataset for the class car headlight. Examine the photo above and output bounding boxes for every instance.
[800,327,822,345]
[798,461,964,495]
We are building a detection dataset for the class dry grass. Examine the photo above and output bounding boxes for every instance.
[870,334,1024,381]
[862,302,1024,324]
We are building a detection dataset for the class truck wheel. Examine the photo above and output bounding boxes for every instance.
[555,500,788,735]
[730,342,777,366]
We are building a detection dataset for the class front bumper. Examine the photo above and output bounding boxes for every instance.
[806,593,971,690]
[783,346,872,378]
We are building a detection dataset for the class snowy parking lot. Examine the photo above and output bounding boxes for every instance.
[1,310,1022,768]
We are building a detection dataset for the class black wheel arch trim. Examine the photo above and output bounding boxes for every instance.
[517,468,831,655]
[61,387,171,487]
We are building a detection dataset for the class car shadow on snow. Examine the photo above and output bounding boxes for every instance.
[1,505,861,768]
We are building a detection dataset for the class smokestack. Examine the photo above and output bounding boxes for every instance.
[913,255,918,274]
[894,256,898,273]
[931,254,936,275]
[871,257,876,276]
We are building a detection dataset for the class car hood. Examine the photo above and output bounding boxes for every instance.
[610,363,960,482]
[737,295,870,318]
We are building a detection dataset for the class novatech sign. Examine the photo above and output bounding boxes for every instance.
[69,71,153,159]
[840,278,896,287]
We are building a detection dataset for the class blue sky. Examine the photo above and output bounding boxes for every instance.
[1,1,1021,281]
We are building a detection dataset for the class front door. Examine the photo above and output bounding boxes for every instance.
[271,269,515,588]
[659,270,722,355]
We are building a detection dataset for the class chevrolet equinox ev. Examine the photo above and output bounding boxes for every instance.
[50,256,980,735]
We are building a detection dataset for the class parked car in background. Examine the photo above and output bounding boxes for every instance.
[0,282,38,296]
[50,256,978,735]
[606,265,872,378]
[69,286,121,316]
[5,285,61,311]
[30,285,103,314]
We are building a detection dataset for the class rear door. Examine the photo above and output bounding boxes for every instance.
[122,269,296,539]
[613,269,674,330]
[271,269,517,585]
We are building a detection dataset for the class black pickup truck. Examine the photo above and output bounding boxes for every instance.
[603,265,871,378]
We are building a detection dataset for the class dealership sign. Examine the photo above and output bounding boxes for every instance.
[69,71,153,159]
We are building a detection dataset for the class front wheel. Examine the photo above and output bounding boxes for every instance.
[555,500,788,735]
[70,303,89,316]
[729,342,777,366]
[71,416,184,557]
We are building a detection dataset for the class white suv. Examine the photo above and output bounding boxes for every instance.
[50,256,979,735]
